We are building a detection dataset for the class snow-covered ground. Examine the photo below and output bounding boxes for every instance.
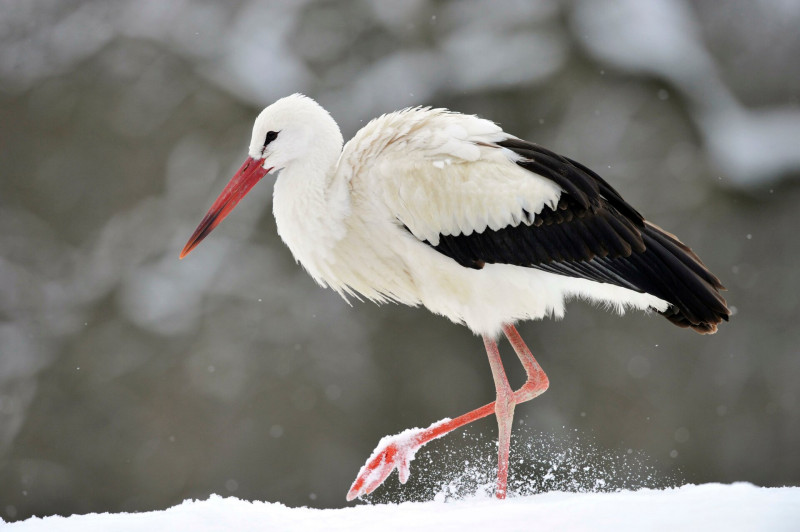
[4,483,798,531]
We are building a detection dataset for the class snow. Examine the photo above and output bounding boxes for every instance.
[4,484,799,531]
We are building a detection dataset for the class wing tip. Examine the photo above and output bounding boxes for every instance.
[659,298,731,334]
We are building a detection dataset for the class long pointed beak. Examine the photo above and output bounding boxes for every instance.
[180,157,272,259]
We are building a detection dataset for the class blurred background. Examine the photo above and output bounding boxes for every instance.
[1,0,799,521]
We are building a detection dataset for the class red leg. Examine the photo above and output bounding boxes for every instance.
[483,334,515,499]
[346,325,549,501]
[502,324,550,403]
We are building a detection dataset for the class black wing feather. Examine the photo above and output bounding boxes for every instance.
[422,138,729,334]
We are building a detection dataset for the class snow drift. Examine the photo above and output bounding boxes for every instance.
[4,483,799,531]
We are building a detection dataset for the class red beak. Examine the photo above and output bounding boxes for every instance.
[180,157,272,259]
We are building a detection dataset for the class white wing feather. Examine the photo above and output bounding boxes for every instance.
[341,108,562,245]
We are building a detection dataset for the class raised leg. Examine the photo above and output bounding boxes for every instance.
[346,324,549,501]
[502,324,550,404]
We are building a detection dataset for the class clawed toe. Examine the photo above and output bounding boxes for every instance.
[346,428,424,501]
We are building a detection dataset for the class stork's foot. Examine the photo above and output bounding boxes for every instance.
[346,427,425,501]
[347,418,457,501]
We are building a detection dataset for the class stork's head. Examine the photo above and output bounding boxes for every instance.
[180,94,343,259]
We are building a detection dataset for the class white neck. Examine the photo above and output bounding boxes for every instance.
[272,153,349,285]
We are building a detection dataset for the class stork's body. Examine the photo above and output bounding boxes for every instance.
[181,94,729,500]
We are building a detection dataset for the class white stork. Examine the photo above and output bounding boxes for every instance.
[180,94,729,501]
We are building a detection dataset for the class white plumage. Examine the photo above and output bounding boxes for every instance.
[180,93,728,500]
[252,95,668,336]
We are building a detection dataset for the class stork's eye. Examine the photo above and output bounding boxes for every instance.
[263,130,279,147]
